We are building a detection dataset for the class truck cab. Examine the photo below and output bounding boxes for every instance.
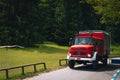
[67,30,110,69]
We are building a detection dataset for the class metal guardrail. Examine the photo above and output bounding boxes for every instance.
[59,59,68,66]
[108,56,120,65]
[0,62,46,79]
[0,45,24,48]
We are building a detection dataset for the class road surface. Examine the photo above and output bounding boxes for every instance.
[24,64,120,80]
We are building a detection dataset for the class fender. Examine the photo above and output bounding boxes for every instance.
[92,51,98,60]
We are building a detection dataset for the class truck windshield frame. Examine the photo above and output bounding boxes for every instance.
[74,37,94,45]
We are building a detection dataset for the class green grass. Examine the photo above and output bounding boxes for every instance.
[110,45,120,57]
[0,42,120,80]
[0,42,69,80]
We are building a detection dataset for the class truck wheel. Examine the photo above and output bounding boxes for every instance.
[83,62,87,65]
[68,60,75,69]
[103,56,107,66]
[92,60,98,69]
[92,55,98,69]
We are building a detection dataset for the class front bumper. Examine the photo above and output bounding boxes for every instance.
[67,52,97,61]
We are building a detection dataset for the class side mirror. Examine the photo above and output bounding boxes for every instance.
[69,38,73,46]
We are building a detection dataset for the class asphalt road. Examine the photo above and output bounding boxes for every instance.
[24,64,120,80]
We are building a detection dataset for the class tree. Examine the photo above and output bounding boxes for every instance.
[0,0,44,46]
[61,0,100,45]
[87,0,120,44]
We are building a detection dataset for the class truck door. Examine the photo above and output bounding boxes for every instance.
[96,39,104,56]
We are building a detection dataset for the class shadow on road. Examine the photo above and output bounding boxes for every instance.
[73,64,120,72]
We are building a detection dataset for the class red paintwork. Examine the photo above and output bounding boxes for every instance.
[77,32,90,37]
[92,32,104,40]
[78,32,104,40]
[69,31,108,58]
[69,44,94,58]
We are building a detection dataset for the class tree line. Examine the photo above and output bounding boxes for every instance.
[0,0,120,46]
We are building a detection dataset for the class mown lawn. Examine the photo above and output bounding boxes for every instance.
[0,42,69,80]
[110,45,120,57]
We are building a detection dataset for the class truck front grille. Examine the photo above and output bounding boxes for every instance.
[72,52,86,56]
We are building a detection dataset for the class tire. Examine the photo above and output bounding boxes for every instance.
[68,60,75,69]
[103,56,108,66]
[92,55,99,69]
[83,61,87,65]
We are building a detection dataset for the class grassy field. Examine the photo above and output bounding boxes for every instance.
[0,42,119,80]
[110,45,120,57]
[0,42,69,80]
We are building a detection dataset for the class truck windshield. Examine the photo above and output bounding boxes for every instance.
[74,37,94,45]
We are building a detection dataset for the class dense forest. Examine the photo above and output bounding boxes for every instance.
[0,0,120,46]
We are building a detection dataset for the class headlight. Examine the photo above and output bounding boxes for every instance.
[87,54,91,57]
[67,53,71,59]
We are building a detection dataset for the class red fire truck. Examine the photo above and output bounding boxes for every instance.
[67,30,110,69]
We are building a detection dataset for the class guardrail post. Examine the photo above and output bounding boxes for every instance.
[34,64,37,72]
[5,69,9,79]
[59,60,61,66]
[66,59,68,64]
[43,63,47,69]
[21,66,24,75]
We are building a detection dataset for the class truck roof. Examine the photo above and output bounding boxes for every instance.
[79,30,109,36]
[77,30,110,40]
